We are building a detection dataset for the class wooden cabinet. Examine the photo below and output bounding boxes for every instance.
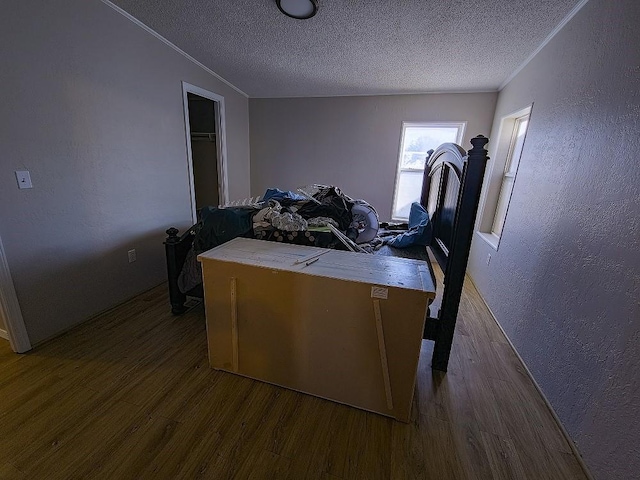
[198,238,435,422]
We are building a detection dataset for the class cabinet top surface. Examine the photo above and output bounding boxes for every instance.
[198,238,435,295]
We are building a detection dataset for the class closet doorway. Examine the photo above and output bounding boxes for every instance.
[0,233,31,353]
[182,82,229,223]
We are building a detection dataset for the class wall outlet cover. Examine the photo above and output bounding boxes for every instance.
[15,170,33,189]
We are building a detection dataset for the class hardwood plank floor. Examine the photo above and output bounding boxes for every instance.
[0,274,588,479]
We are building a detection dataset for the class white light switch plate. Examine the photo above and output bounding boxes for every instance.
[15,170,33,189]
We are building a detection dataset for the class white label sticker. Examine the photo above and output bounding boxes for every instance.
[371,286,388,299]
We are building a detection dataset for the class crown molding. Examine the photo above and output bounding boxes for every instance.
[100,0,248,98]
[499,0,590,90]
[251,89,499,100]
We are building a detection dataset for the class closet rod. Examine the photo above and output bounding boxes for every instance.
[190,132,216,141]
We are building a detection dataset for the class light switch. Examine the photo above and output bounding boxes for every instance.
[15,170,33,189]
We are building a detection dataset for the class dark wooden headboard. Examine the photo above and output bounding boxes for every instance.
[420,135,489,371]
[421,142,467,272]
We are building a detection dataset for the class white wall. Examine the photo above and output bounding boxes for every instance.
[249,93,497,221]
[0,0,250,344]
[468,0,640,478]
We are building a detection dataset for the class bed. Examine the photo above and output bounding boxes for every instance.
[164,135,489,373]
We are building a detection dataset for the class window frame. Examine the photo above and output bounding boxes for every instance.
[477,105,533,250]
[391,121,465,222]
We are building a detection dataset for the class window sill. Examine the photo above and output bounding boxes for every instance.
[476,231,500,251]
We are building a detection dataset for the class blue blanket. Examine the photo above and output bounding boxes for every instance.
[387,202,433,248]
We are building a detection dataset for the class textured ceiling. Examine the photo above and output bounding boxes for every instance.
[109,0,582,97]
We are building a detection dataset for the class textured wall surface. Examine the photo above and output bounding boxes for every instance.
[0,0,249,344]
[467,0,640,478]
[249,93,497,221]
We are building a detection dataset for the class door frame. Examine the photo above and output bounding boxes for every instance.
[181,82,230,223]
[0,234,31,353]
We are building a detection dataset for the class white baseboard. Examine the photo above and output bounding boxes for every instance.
[0,329,8,340]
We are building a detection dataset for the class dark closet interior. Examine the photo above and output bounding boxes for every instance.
[188,93,219,209]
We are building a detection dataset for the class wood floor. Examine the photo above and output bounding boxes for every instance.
[0,275,588,479]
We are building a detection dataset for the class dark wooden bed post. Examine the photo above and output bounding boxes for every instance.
[431,135,489,371]
[164,227,187,314]
[419,149,435,205]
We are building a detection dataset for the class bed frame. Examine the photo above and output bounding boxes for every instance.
[420,135,489,371]
[164,135,489,372]
[164,225,201,315]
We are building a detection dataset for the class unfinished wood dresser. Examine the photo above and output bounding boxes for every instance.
[198,237,435,422]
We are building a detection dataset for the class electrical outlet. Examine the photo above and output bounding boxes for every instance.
[486,254,491,266]
[15,170,33,189]
[128,249,136,263]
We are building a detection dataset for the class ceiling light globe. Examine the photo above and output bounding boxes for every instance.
[276,0,318,20]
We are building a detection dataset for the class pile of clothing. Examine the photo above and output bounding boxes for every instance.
[177,186,435,293]
[178,186,368,293]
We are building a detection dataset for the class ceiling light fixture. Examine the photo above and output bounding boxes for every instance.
[276,0,318,20]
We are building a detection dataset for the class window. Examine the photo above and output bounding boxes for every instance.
[491,114,529,236]
[477,105,532,249]
[391,122,465,220]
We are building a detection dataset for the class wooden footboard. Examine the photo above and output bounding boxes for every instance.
[164,227,199,314]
